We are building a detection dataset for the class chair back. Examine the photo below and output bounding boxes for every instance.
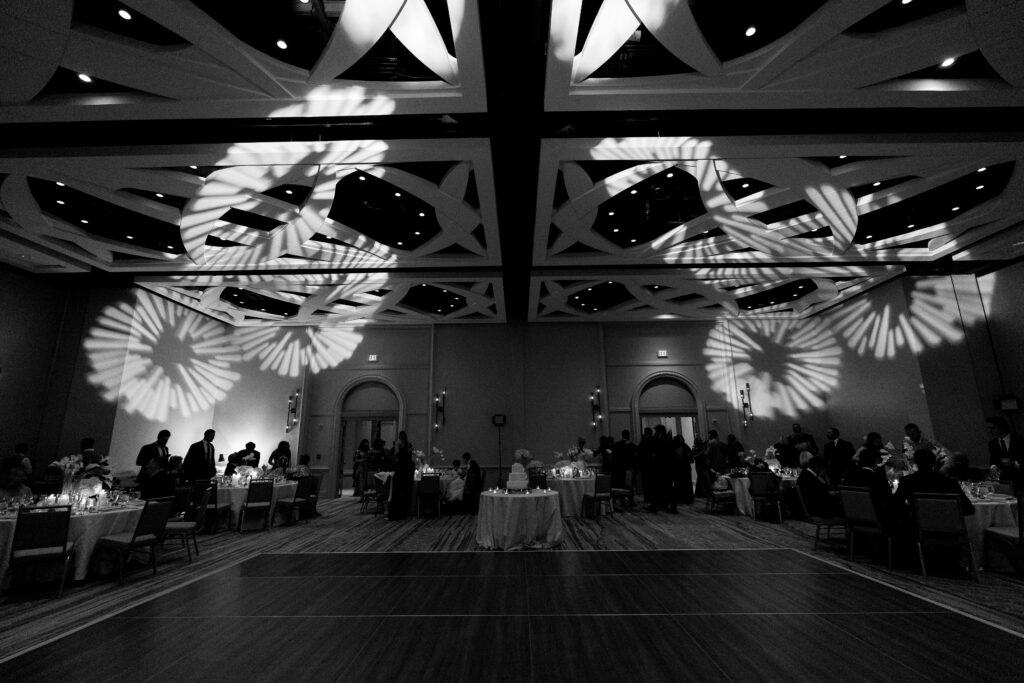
[171,486,192,516]
[11,505,71,555]
[528,469,548,489]
[794,484,813,519]
[911,493,967,537]
[188,486,213,526]
[418,474,440,495]
[839,486,880,527]
[133,499,174,543]
[594,473,612,495]
[292,476,314,500]
[193,479,219,507]
[623,469,635,490]
[748,472,779,497]
[246,480,274,504]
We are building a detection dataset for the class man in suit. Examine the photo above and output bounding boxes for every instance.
[136,429,171,476]
[705,430,730,475]
[236,442,260,467]
[888,448,974,523]
[822,427,856,488]
[987,416,1023,491]
[798,455,841,517]
[183,429,217,482]
[462,452,482,513]
[841,449,892,513]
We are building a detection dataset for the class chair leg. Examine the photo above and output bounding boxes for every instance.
[183,533,192,562]
[849,530,855,561]
[917,542,927,577]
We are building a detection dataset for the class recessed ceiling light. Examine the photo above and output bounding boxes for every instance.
[80,219,88,224]
[630,239,637,243]
[630,190,637,195]
[769,301,775,305]
[166,246,174,251]
[126,235,134,240]
[450,304,455,308]
[56,181,65,187]
[978,167,987,173]
[397,241,403,246]
[276,40,288,50]
[587,288,592,291]
[358,175,365,181]
[872,181,881,187]
[608,211,615,216]
[940,57,956,68]
[418,212,425,217]
[907,224,915,229]
[745,26,756,37]
[666,173,674,178]
[394,192,401,197]
[260,308,266,312]
[118,9,132,20]
[607,281,613,284]
[798,285,804,289]
[78,73,92,83]
[612,228,619,233]
[442,289,447,293]
[284,189,293,195]
[976,185,984,190]
[56,200,65,205]
[865,234,873,239]
[741,183,749,189]
[901,0,912,5]
[793,294,798,298]
[574,296,579,300]
[155,193,164,198]
[838,155,847,159]
[189,165,198,170]
[414,231,421,236]
[951,206,959,211]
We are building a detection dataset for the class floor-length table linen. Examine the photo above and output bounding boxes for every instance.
[968,495,1018,569]
[217,481,297,528]
[476,490,563,550]
[546,477,595,517]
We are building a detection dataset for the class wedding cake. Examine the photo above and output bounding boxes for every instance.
[506,463,529,490]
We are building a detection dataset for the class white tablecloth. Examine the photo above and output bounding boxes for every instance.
[968,495,1018,569]
[0,505,143,583]
[475,490,563,550]
[725,477,754,516]
[218,481,297,528]
[546,477,595,517]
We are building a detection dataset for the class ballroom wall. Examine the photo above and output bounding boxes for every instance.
[1,264,1018,483]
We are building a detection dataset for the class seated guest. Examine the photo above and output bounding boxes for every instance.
[139,456,176,500]
[237,442,260,467]
[798,456,841,517]
[841,449,892,512]
[223,452,241,477]
[445,459,466,503]
[269,455,290,478]
[937,450,974,481]
[2,443,33,477]
[289,454,312,478]
[887,448,974,523]
[166,455,186,485]
[79,437,103,466]
[1,466,33,499]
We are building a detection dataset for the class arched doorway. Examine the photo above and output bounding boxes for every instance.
[633,373,700,443]
[336,378,403,496]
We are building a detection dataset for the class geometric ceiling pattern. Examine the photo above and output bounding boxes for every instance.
[2,0,1023,326]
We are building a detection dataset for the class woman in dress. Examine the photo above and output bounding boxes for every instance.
[269,441,291,470]
[353,438,370,497]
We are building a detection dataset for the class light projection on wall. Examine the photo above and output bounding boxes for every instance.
[705,318,843,419]
[827,276,995,360]
[234,326,364,378]
[83,290,241,422]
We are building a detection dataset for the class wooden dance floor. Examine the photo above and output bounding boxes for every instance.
[2,548,1022,681]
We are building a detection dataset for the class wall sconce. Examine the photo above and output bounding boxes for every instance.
[739,383,754,428]
[590,385,602,430]
[285,389,300,433]
[434,387,446,431]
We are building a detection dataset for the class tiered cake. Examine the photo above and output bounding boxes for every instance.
[506,463,528,490]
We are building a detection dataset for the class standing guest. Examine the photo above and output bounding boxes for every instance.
[392,431,413,461]
[903,424,942,458]
[388,446,415,520]
[823,428,856,488]
[136,429,171,477]
[353,439,370,497]
[610,430,636,489]
[166,456,186,486]
[268,441,291,470]
[787,423,818,456]
[370,439,387,472]
[671,434,695,509]
[987,416,1024,491]
[798,456,841,517]
[236,442,260,467]
[183,429,217,482]
[705,430,730,475]
[463,452,482,513]
[139,456,176,500]
[636,427,655,504]
[289,454,312,478]
[270,455,290,478]
[725,434,745,469]
[644,425,674,513]
[1,466,33,499]
[692,436,710,497]
[2,443,34,478]
[596,435,614,473]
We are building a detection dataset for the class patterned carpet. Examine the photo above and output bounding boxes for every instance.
[2,495,1023,662]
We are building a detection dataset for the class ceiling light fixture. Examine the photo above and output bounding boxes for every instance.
[397,241,404,246]
[80,219,88,224]
[276,40,288,50]
[741,183,749,189]
[118,9,132,20]
[126,235,134,240]
[166,246,174,251]
[418,212,425,217]
[78,74,93,83]
[976,185,984,190]
[838,155,847,159]
[745,26,756,37]
[630,239,637,243]
[907,224,915,229]
[666,173,674,178]
[901,0,912,5]
[285,189,293,195]
[978,167,987,173]
[607,211,615,216]
[940,57,956,68]
[612,228,619,233]
[872,181,881,187]
[414,231,421,236]
[56,181,65,187]
[630,190,637,195]
[56,200,65,205]
[189,165,197,170]
[865,234,873,239]
[394,192,401,197]
[951,206,959,211]
[155,193,164,198]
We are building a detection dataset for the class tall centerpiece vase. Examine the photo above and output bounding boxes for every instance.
[60,470,76,498]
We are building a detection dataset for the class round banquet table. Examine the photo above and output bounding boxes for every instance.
[475,490,563,550]
[546,477,595,517]
[0,504,143,585]
[217,481,298,528]
[967,494,1018,570]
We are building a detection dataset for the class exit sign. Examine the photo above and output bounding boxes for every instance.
[368,354,378,362]
[657,349,668,358]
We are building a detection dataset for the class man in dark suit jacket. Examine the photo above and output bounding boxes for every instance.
[823,427,856,488]
[136,429,171,476]
[987,416,1024,491]
[841,449,892,513]
[888,448,974,524]
[183,429,217,482]
[798,456,841,517]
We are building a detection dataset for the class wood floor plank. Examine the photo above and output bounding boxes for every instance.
[236,550,526,578]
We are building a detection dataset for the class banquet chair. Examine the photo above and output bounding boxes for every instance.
[911,492,978,580]
[360,474,383,514]
[840,486,892,569]
[97,498,173,584]
[306,473,323,518]
[702,470,737,515]
[795,486,846,549]
[8,505,75,597]
[193,480,230,532]
[170,486,192,517]
[983,493,1024,574]
[276,476,314,525]
[417,474,442,517]
[610,469,635,510]
[583,474,614,518]
[239,480,274,532]
[748,472,783,524]
[528,468,548,490]
[164,485,212,562]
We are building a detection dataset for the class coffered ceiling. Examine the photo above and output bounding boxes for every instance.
[1,0,1022,326]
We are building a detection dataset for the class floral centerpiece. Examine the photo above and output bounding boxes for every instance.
[48,452,114,496]
[235,465,260,484]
